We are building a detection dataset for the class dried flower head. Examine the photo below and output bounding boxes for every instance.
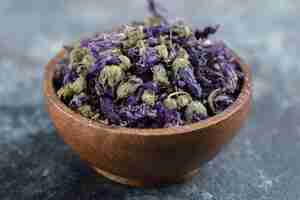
[155,44,168,60]
[185,101,208,122]
[176,93,192,108]
[171,22,192,38]
[152,64,170,86]
[57,75,86,100]
[172,57,190,72]
[116,76,143,99]
[123,26,145,48]
[118,55,132,71]
[163,97,177,110]
[78,105,94,118]
[142,90,156,106]
[99,65,124,89]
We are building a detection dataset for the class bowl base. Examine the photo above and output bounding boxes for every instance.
[92,166,199,187]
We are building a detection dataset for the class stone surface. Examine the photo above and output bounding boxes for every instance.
[0,0,300,199]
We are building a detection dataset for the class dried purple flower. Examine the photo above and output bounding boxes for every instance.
[152,64,170,86]
[185,101,208,122]
[175,67,202,98]
[163,97,177,110]
[136,47,159,74]
[98,65,124,89]
[54,1,244,128]
[69,93,88,109]
[141,90,156,106]
[116,76,143,100]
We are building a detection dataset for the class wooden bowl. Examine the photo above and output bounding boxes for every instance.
[43,49,251,187]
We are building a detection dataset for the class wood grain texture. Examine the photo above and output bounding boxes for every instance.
[43,49,252,187]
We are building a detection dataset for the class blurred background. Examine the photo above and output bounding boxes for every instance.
[0,0,299,199]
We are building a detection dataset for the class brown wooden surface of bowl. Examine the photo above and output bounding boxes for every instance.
[43,49,252,187]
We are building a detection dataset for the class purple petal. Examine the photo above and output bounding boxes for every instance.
[106,55,121,65]
[143,81,159,93]
[69,94,88,109]
[176,68,202,98]
[147,37,159,46]
[99,97,120,124]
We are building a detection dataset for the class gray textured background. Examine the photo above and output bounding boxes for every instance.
[1,0,300,199]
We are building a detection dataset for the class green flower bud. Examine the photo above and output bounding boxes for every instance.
[171,23,192,38]
[153,64,170,86]
[172,57,190,72]
[70,47,90,67]
[176,93,192,108]
[163,98,177,110]
[137,40,147,55]
[155,44,169,60]
[81,54,94,67]
[118,55,131,71]
[116,76,143,99]
[142,90,156,106]
[177,47,189,60]
[99,65,124,89]
[159,35,167,44]
[77,54,94,75]
[57,84,73,100]
[123,26,145,48]
[78,105,94,118]
[159,35,173,49]
[185,101,208,122]
[57,76,86,100]
[69,46,94,75]
[72,76,86,94]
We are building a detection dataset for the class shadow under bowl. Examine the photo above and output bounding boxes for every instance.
[43,49,252,187]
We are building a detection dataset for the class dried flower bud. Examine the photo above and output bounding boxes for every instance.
[70,47,90,67]
[78,105,94,118]
[142,90,156,106]
[57,76,86,100]
[172,57,190,72]
[171,23,192,38]
[99,65,124,89]
[155,44,168,60]
[116,76,143,99]
[177,47,189,60]
[159,35,172,47]
[153,64,169,86]
[163,97,177,110]
[137,40,147,55]
[57,84,73,100]
[77,54,94,75]
[118,55,131,71]
[71,76,86,94]
[176,93,192,108]
[124,26,145,48]
[185,101,208,122]
[81,54,94,68]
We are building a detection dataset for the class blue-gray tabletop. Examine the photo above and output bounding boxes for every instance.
[1,0,299,199]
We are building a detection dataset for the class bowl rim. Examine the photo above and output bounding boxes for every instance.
[44,49,251,136]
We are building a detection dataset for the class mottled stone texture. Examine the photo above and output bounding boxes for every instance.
[0,0,300,199]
